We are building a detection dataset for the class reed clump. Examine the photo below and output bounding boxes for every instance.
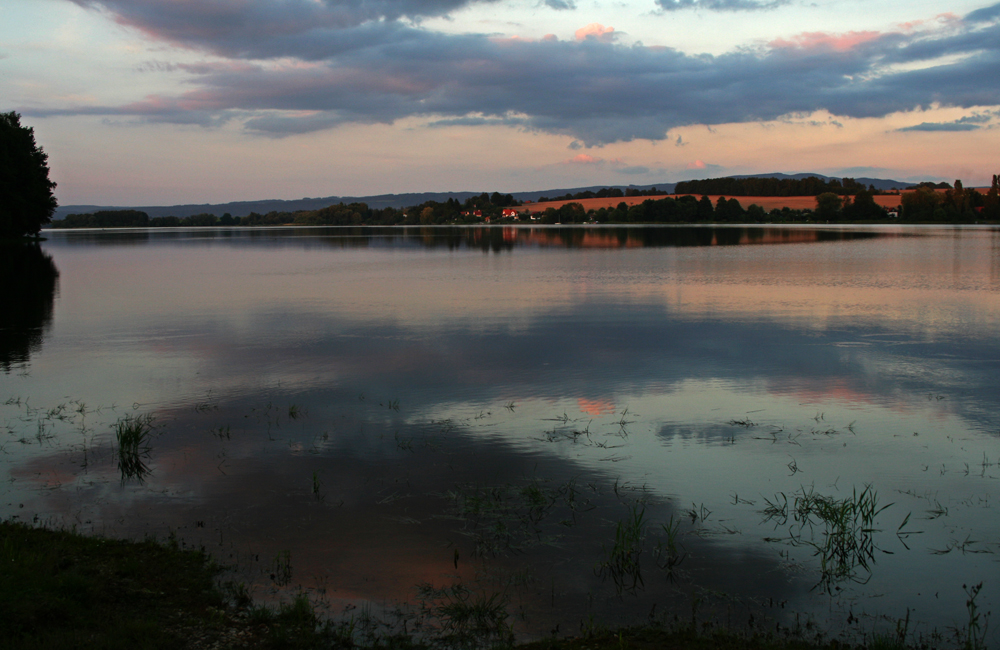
[114,413,155,484]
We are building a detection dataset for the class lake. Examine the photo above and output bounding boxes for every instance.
[2,225,999,646]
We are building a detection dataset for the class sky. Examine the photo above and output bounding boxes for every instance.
[2,0,999,206]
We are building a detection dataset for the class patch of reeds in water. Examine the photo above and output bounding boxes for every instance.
[761,485,891,592]
[113,413,155,485]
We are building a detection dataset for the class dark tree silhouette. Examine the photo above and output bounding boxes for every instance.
[0,112,58,239]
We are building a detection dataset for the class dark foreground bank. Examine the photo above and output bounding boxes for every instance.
[0,521,981,650]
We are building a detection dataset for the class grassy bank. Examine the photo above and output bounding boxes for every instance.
[0,521,970,650]
[0,520,333,649]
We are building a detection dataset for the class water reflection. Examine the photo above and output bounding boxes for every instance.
[0,244,59,371]
[45,224,889,252]
[5,225,1000,644]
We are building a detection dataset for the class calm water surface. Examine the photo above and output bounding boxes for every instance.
[3,225,999,644]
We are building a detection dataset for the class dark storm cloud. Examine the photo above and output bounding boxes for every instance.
[656,0,789,11]
[68,0,501,56]
[41,1,1000,145]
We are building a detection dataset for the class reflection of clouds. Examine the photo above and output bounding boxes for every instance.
[28,228,1000,443]
[10,397,806,630]
[578,398,617,416]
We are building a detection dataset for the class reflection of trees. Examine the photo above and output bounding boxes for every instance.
[0,244,59,370]
[46,225,893,255]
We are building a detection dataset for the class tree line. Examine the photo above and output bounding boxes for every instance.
[49,177,1000,229]
[899,178,1000,222]
[536,187,664,202]
[674,176,881,197]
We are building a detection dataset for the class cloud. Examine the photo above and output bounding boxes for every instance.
[33,2,1000,146]
[574,23,615,41]
[966,2,1000,23]
[541,0,576,9]
[897,122,980,132]
[769,31,882,52]
[896,110,997,132]
[68,0,503,56]
[619,166,650,175]
[656,0,789,11]
[564,153,603,164]
[675,135,686,146]
[427,115,530,129]
[687,160,707,169]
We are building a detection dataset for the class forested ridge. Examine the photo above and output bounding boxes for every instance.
[674,176,878,196]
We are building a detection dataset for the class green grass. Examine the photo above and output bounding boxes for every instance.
[1,519,224,649]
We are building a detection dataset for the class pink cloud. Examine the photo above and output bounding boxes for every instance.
[565,153,603,164]
[899,12,959,33]
[686,160,707,170]
[575,23,615,42]
[769,30,882,52]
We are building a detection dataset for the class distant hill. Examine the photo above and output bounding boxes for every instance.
[52,184,676,220]
[51,176,915,221]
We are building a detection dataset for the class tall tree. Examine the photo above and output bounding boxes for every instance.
[0,112,58,239]
[983,174,1000,220]
[814,193,843,221]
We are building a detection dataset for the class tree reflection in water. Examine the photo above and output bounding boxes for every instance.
[0,243,59,371]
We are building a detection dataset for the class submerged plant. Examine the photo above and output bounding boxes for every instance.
[271,550,293,587]
[311,471,323,501]
[447,477,585,557]
[113,413,155,484]
[654,514,686,581]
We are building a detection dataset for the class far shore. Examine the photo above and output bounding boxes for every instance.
[523,193,906,214]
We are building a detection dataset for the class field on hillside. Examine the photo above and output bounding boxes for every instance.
[523,193,905,213]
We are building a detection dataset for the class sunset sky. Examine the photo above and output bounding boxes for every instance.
[3,0,999,206]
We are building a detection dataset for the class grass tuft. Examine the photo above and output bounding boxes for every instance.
[113,413,155,484]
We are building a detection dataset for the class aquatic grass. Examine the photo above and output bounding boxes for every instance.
[417,582,514,650]
[271,549,293,587]
[684,502,712,525]
[311,470,324,501]
[597,500,647,595]
[760,485,891,592]
[961,582,989,650]
[654,514,686,581]
[113,413,155,484]
[447,477,586,557]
